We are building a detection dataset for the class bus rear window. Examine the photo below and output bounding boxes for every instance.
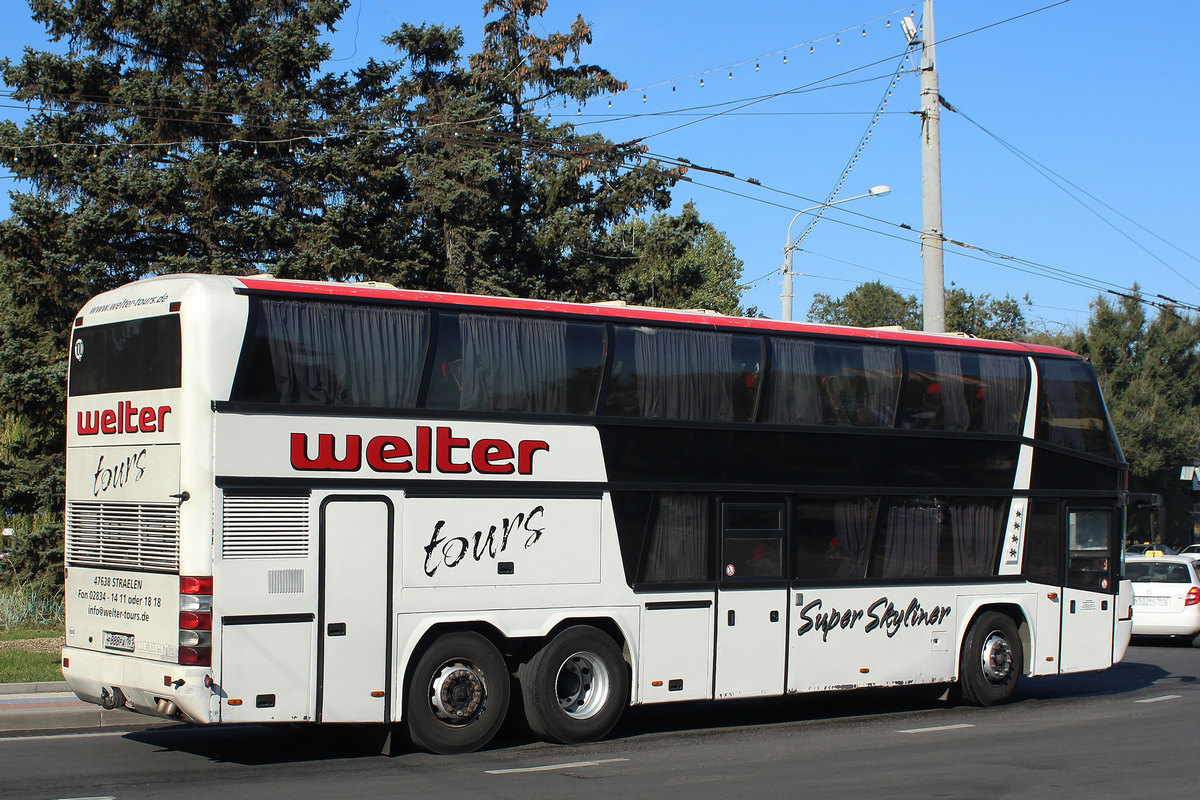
[1125,562,1192,583]
[69,315,181,396]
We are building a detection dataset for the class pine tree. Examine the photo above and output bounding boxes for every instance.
[0,0,746,515]
[1066,291,1200,539]
[0,0,352,510]
[381,0,686,300]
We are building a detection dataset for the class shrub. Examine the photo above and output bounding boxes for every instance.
[0,512,64,591]
[0,583,64,630]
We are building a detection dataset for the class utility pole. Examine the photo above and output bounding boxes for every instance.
[782,245,795,322]
[918,0,945,332]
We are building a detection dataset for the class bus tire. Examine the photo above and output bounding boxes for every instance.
[405,632,510,754]
[518,626,629,744]
[958,611,1022,707]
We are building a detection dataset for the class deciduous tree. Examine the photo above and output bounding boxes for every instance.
[807,280,1028,340]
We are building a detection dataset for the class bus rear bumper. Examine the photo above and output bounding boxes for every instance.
[62,646,215,724]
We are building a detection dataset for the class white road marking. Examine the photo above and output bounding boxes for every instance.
[486,757,630,775]
[52,797,117,800]
[1135,694,1181,704]
[0,730,126,743]
[897,723,975,734]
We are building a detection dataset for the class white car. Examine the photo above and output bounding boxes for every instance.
[1177,544,1200,559]
[1126,555,1200,644]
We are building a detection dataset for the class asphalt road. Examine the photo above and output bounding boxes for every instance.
[2,640,1195,800]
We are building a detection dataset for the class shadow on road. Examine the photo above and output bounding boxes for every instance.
[1016,656,1179,700]
[121,647,1189,765]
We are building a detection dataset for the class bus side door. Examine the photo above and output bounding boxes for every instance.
[1058,506,1117,673]
[713,502,788,698]
[318,496,394,723]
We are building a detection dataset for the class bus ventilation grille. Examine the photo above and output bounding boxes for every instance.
[221,492,311,559]
[267,569,304,594]
[66,501,180,572]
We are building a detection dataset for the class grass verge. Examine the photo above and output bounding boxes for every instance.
[1,626,62,642]
[0,625,65,683]
[0,647,64,683]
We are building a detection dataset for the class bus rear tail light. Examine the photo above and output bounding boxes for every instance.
[180,576,213,595]
[1185,587,1200,607]
[179,612,211,630]
[179,576,213,666]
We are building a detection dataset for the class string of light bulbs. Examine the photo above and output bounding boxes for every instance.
[620,6,915,95]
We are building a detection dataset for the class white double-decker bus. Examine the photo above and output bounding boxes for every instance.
[63,274,1134,753]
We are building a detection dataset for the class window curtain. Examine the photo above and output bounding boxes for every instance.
[634,328,734,420]
[262,299,427,407]
[762,337,822,424]
[1042,368,1086,451]
[833,499,874,579]
[879,504,940,578]
[642,495,710,582]
[934,350,970,432]
[459,314,567,413]
[979,354,1026,434]
[950,503,1001,575]
[863,345,901,426]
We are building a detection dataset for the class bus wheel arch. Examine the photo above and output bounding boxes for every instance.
[956,607,1025,707]
[403,629,511,754]
[541,616,631,661]
[517,624,631,745]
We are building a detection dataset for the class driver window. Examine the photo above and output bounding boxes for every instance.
[1067,509,1115,593]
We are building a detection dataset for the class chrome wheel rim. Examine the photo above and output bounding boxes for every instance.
[555,650,611,720]
[980,630,1013,685]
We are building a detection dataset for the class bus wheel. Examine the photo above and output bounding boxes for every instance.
[405,632,510,754]
[519,626,629,744]
[958,611,1022,706]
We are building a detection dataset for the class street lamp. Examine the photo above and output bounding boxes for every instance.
[781,185,891,321]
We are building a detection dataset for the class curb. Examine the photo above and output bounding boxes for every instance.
[0,702,164,735]
[0,685,179,735]
[0,681,70,695]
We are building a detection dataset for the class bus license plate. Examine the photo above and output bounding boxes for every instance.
[103,631,135,652]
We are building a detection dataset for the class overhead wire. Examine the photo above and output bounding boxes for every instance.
[641,165,1198,314]
[0,3,1071,158]
[789,46,912,249]
[7,0,1192,316]
[797,248,923,289]
[947,102,1200,292]
[406,125,1200,314]
[629,1,1075,143]
[4,93,1191,316]
[571,71,916,129]
[619,6,915,95]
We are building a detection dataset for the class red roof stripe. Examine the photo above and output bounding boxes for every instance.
[236,277,1076,357]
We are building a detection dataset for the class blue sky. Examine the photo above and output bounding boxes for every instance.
[3,1,1197,332]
